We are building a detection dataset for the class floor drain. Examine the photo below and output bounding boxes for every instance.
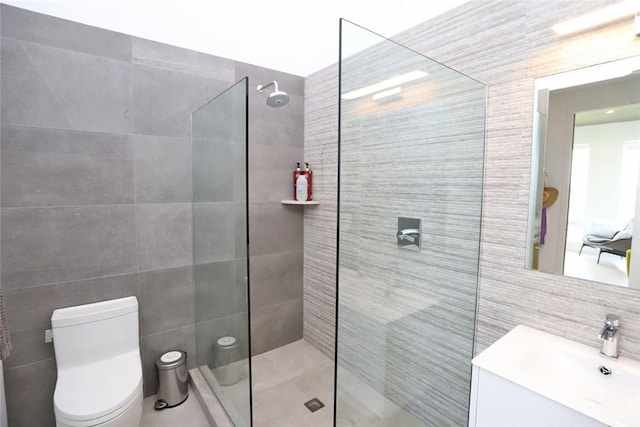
[304,397,325,413]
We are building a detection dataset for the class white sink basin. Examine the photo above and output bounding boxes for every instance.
[472,325,640,427]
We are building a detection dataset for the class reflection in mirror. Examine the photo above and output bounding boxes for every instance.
[526,57,640,289]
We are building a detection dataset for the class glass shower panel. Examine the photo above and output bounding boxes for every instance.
[192,78,251,427]
[335,20,486,427]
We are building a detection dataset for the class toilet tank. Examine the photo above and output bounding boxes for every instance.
[51,296,140,370]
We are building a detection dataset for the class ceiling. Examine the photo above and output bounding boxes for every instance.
[1,0,471,76]
[575,104,640,127]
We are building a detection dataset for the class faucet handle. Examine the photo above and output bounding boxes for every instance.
[604,313,620,328]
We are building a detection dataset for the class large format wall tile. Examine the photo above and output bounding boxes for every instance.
[233,202,248,259]
[136,203,193,272]
[194,260,238,323]
[193,202,235,265]
[1,206,137,289]
[133,37,234,80]
[1,125,134,207]
[243,61,306,358]
[192,140,234,203]
[138,266,195,336]
[1,38,132,133]
[248,169,293,204]
[248,203,304,256]
[132,63,231,138]
[3,273,138,369]
[250,250,303,311]
[191,89,242,146]
[249,141,304,174]
[1,4,131,61]
[251,298,303,355]
[248,92,304,147]
[5,358,57,427]
[133,135,191,203]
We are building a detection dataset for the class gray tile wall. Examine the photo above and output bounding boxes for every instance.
[0,5,304,426]
[237,62,306,355]
[304,0,640,380]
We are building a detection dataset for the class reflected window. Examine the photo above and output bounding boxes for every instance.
[566,145,590,252]
[618,142,640,221]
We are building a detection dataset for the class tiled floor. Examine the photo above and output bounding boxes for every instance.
[205,339,425,427]
[204,339,334,427]
[140,385,210,427]
[251,339,335,427]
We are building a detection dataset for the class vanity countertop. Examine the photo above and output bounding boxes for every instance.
[472,325,640,427]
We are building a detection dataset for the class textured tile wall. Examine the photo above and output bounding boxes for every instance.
[303,63,340,357]
[334,28,486,425]
[0,5,304,426]
[304,1,640,402]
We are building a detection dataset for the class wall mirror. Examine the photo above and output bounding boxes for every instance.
[526,56,640,290]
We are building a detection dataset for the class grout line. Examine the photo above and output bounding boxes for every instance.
[3,271,139,292]
[0,122,131,138]
[1,35,132,64]
[1,204,134,210]
[140,323,194,340]
[6,357,55,371]
[1,201,192,210]
[0,122,197,141]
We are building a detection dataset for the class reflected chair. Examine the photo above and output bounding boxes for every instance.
[579,220,633,264]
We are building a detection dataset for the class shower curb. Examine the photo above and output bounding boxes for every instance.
[189,368,234,427]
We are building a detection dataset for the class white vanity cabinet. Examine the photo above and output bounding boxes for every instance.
[468,366,608,427]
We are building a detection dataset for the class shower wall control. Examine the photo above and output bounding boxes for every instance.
[397,217,421,250]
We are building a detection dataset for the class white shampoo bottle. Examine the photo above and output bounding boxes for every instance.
[296,174,308,201]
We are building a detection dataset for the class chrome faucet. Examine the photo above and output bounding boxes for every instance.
[598,314,620,358]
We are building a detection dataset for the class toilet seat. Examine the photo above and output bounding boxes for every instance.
[54,351,142,426]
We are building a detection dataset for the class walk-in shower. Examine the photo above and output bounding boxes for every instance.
[191,19,485,427]
[256,80,290,107]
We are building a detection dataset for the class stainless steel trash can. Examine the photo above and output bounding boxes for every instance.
[213,336,241,386]
[154,350,188,410]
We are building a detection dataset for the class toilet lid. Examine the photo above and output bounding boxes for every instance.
[54,351,142,423]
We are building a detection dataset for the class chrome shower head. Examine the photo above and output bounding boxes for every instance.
[257,81,290,108]
[267,91,289,107]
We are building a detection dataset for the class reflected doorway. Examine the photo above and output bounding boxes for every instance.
[563,104,640,286]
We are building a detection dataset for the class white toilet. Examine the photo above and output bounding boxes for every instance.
[51,296,143,427]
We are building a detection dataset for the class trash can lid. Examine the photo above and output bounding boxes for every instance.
[156,350,186,369]
[217,336,236,347]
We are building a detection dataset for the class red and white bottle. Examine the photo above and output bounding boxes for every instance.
[293,163,303,199]
[303,163,313,201]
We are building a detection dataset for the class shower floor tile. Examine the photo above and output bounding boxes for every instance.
[211,338,335,427]
[210,339,426,427]
[252,339,334,427]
